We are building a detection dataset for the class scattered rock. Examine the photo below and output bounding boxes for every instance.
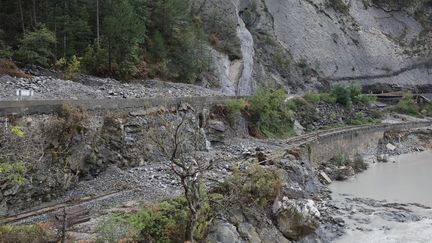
[208,120,226,132]
[273,197,320,240]
[319,172,332,184]
[293,120,305,136]
[386,143,397,151]
[377,154,390,163]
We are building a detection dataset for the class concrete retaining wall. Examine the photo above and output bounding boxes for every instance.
[308,121,432,165]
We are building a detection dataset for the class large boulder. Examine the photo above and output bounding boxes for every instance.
[206,119,228,144]
[272,197,320,240]
[206,218,244,243]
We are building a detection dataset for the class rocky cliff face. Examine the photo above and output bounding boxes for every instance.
[198,0,432,95]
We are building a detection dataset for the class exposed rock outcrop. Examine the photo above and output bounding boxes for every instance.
[198,0,432,94]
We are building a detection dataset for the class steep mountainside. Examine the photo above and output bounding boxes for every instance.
[198,0,432,95]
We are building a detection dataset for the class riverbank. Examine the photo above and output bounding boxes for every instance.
[327,128,432,242]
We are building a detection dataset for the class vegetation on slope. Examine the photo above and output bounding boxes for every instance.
[95,164,281,242]
[220,84,380,139]
[393,92,432,117]
[0,0,209,82]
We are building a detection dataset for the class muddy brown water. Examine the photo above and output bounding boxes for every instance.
[330,151,432,207]
[330,151,432,243]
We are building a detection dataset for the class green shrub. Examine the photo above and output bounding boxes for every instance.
[118,42,140,79]
[356,94,377,105]
[14,25,56,66]
[349,84,362,101]
[320,92,337,104]
[303,92,321,104]
[352,155,368,173]
[327,84,374,107]
[286,97,313,112]
[96,195,213,243]
[395,93,419,115]
[332,85,352,107]
[10,126,25,137]
[248,87,294,138]
[0,225,48,243]
[331,154,368,172]
[96,215,135,242]
[349,84,376,105]
[81,43,110,76]
[347,113,377,125]
[420,103,432,117]
[128,198,188,243]
[331,153,350,167]
[56,55,81,80]
[217,164,282,207]
[0,40,12,59]
[225,99,247,113]
[0,161,26,185]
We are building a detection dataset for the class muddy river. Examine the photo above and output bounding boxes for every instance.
[331,151,432,207]
[330,151,432,243]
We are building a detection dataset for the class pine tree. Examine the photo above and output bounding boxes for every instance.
[15,24,56,66]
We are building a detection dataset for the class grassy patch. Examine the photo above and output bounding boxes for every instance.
[347,112,379,125]
[303,92,321,104]
[0,225,48,243]
[286,97,313,112]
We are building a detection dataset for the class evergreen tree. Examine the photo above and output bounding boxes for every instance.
[102,0,147,76]
[0,0,212,82]
[15,25,56,66]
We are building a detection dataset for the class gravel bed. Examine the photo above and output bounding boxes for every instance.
[0,74,225,100]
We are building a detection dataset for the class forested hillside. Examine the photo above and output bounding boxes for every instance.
[0,0,210,82]
[1,0,431,94]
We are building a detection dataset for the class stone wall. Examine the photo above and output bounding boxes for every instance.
[0,96,243,116]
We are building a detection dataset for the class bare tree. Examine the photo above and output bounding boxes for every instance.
[149,110,211,243]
